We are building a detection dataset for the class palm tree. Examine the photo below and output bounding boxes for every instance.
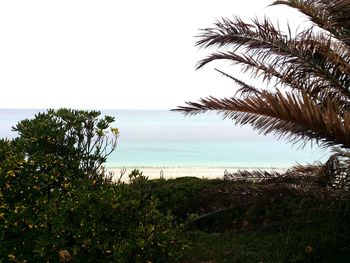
[175,0,350,187]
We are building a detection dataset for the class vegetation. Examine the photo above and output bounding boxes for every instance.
[12,108,118,180]
[0,109,186,262]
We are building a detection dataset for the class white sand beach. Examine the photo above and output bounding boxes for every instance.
[107,166,288,181]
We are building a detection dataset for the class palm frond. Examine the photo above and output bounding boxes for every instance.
[196,17,350,102]
[175,90,350,149]
[223,170,282,182]
[272,0,350,46]
[223,168,331,189]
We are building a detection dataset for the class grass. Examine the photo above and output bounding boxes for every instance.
[183,221,350,263]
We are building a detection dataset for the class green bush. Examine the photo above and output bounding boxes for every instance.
[0,109,187,262]
[12,109,118,182]
[1,174,186,262]
[147,177,255,222]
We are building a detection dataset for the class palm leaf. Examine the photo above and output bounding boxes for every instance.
[196,17,350,103]
[175,90,350,149]
[272,0,350,46]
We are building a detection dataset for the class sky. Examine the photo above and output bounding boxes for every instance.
[0,0,306,110]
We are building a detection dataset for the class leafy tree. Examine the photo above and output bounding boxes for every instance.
[175,0,350,186]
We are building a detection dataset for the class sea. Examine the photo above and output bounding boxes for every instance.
[0,109,329,169]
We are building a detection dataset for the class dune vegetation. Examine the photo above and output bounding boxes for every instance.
[2,0,350,262]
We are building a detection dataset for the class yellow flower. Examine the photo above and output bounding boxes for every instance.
[111,127,119,136]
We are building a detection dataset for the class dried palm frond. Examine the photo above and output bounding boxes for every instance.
[223,168,329,190]
[272,0,350,46]
[177,90,350,149]
[196,17,350,104]
[286,147,350,189]
[223,169,282,182]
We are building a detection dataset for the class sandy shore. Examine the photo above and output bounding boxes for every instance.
[106,166,288,181]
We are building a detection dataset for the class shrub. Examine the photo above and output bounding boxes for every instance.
[12,109,118,182]
[0,109,187,262]
[1,173,186,262]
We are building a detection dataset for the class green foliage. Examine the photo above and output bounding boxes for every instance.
[147,177,256,222]
[1,175,186,262]
[0,139,16,163]
[0,109,187,263]
[12,108,118,181]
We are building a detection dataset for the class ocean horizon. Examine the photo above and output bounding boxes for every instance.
[0,109,329,170]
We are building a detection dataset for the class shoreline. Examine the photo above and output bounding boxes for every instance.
[106,166,288,181]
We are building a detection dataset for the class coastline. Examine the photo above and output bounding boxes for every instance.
[106,166,288,181]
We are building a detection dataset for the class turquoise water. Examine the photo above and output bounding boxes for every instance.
[0,109,329,168]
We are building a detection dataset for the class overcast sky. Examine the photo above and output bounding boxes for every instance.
[0,0,306,109]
